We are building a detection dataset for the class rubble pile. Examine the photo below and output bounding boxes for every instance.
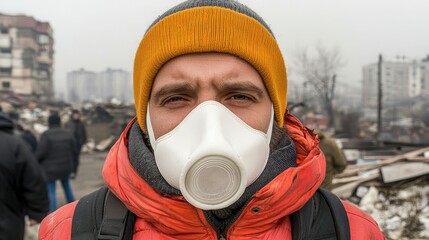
[333,145,429,239]
[80,103,135,152]
[350,178,429,239]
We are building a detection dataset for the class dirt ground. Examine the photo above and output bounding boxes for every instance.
[59,152,107,203]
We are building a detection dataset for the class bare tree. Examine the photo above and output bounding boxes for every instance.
[292,44,345,128]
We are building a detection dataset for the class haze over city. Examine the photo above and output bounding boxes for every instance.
[2,2,429,239]
[1,0,428,98]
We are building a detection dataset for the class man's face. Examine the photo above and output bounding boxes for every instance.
[148,53,273,139]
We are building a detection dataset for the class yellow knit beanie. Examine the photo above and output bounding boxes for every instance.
[134,0,288,132]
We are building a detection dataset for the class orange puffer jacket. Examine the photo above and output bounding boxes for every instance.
[39,114,385,240]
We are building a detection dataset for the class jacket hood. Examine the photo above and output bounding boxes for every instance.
[0,112,14,132]
[102,113,325,236]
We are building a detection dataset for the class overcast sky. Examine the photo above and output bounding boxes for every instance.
[1,0,428,97]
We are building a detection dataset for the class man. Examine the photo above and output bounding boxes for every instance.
[65,109,87,177]
[0,112,49,240]
[37,113,77,212]
[39,1,384,239]
[318,131,348,190]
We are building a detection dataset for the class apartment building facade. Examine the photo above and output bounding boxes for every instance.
[362,61,410,109]
[66,68,132,104]
[99,68,132,104]
[409,56,429,98]
[66,68,98,103]
[0,13,54,98]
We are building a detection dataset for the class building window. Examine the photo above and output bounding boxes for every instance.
[2,81,10,89]
[38,50,49,57]
[39,63,50,70]
[0,48,11,54]
[38,34,50,44]
[0,68,12,76]
[39,70,49,78]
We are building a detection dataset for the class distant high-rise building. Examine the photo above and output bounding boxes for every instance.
[409,61,423,98]
[66,68,132,104]
[99,68,132,103]
[0,13,54,98]
[67,69,98,103]
[362,61,410,109]
[410,55,429,97]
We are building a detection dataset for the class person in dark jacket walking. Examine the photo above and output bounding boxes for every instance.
[0,112,49,240]
[37,113,77,212]
[65,109,87,177]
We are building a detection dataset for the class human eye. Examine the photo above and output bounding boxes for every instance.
[161,95,189,107]
[225,93,257,107]
[221,82,263,106]
[153,83,195,108]
[230,94,253,101]
[165,96,185,103]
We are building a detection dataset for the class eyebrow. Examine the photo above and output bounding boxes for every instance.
[151,82,195,103]
[217,81,264,98]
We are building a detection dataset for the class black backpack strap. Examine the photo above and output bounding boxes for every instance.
[98,190,136,240]
[71,186,136,240]
[72,186,109,239]
[318,188,350,240]
[290,189,350,240]
[289,195,314,239]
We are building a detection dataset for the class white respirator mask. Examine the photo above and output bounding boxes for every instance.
[146,101,274,210]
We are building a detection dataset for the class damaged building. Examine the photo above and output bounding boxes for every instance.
[0,13,54,99]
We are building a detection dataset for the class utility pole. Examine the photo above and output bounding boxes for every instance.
[328,74,336,129]
[377,54,383,146]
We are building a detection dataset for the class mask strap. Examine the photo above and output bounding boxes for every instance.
[266,105,275,144]
[146,104,157,149]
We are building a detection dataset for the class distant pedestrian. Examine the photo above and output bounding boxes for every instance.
[317,131,348,190]
[65,109,87,178]
[0,112,49,240]
[37,113,77,212]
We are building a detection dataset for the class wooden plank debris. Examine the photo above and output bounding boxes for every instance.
[331,147,429,199]
[337,147,429,178]
[380,162,429,183]
[363,155,429,162]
